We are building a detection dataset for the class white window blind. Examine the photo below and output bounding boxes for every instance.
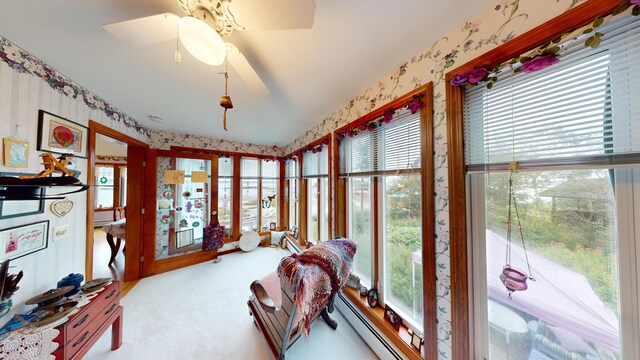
[340,109,421,176]
[302,146,328,178]
[285,157,298,179]
[464,14,640,170]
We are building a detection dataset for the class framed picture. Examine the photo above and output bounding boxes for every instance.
[384,304,402,330]
[0,172,45,219]
[37,110,88,158]
[292,227,299,239]
[269,222,276,231]
[1,220,49,261]
[3,138,29,167]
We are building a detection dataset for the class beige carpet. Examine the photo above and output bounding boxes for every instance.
[85,247,377,359]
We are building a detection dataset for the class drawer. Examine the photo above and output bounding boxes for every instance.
[65,283,119,342]
[66,296,120,359]
[65,307,94,343]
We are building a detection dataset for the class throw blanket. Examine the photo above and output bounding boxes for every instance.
[278,239,356,337]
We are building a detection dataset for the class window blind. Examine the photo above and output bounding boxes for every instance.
[302,146,328,178]
[285,157,298,179]
[340,109,421,176]
[464,13,640,170]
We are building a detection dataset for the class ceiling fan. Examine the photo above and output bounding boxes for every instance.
[103,0,316,96]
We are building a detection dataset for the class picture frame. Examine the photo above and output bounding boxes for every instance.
[0,172,45,220]
[37,110,88,158]
[269,222,276,231]
[292,226,299,239]
[366,288,379,308]
[3,138,29,167]
[410,329,424,351]
[1,220,49,261]
[384,304,402,330]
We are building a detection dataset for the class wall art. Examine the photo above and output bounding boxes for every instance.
[50,198,74,218]
[0,220,49,261]
[0,172,45,220]
[3,138,29,167]
[37,110,88,158]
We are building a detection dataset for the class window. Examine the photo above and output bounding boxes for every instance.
[340,109,424,329]
[240,157,279,232]
[302,145,329,242]
[286,157,298,229]
[464,13,640,359]
[218,157,233,235]
[95,164,127,209]
[261,160,278,229]
[95,165,114,208]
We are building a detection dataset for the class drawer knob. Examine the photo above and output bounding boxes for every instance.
[105,303,117,315]
[105,290,117,300]
[72,331,89,347]
[72,314,90,328]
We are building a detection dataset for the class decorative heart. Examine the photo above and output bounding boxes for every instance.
[51,199,74,218]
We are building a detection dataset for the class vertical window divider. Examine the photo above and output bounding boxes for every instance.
[232,154,241,241]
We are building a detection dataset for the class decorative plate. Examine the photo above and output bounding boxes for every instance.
[80,278,110,293]
[239,231,260,252]
[25,286,74,306]
[29,301,77,327]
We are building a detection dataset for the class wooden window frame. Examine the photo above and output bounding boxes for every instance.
[294,134,332,246]
[239,157,280,233]
[170,146,282,240]
[444,1,625,358]
[334,83,434,359]
[94,163,126,211]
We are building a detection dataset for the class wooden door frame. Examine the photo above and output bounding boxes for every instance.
[86,121,148,282]
[142,149,218,277]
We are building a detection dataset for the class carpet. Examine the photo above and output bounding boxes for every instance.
[84,247,377,359]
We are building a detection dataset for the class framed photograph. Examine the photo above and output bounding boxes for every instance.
[269,222,276,231]
[0,172,45,220]
[37,110,88,158]
[3,138,29,167]
[367,288,379,308]
[384,304,402,330]
[292,227,299,239]
[1,220,49,261]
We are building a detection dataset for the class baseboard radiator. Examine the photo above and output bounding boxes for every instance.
[336,291,408,360]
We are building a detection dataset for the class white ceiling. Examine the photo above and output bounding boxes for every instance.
[0,0,493,147]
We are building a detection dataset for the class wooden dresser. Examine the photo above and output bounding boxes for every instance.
[51,281,123,359]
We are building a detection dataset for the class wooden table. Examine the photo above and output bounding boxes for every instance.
[102,219,125,266]
[52,281,123,359]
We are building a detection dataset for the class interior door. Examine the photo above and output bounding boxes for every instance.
[143,149,218,277]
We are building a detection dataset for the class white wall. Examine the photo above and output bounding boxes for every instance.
[0,38,149,319]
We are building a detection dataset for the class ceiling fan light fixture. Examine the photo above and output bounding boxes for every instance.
[178,16,226,66]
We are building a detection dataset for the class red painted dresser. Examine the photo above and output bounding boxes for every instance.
[51,281,123,359]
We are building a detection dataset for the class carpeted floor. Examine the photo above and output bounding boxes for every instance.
[85,247,377,359]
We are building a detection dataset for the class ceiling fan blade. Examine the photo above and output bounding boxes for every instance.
[103,13,180,46]
[226,44,269,96]
[229,0,315,30]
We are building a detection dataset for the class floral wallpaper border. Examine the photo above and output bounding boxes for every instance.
[150,129,283,157]
[0,35,149,136]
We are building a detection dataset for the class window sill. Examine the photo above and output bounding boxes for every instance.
[342,287,422,360]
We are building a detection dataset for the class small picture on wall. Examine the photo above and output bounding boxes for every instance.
[0,220,49,261]
[37,110,88,158]
[3,138,29,167]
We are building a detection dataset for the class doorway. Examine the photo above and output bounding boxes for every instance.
[85,121,148,282]
[92,134,128,280]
